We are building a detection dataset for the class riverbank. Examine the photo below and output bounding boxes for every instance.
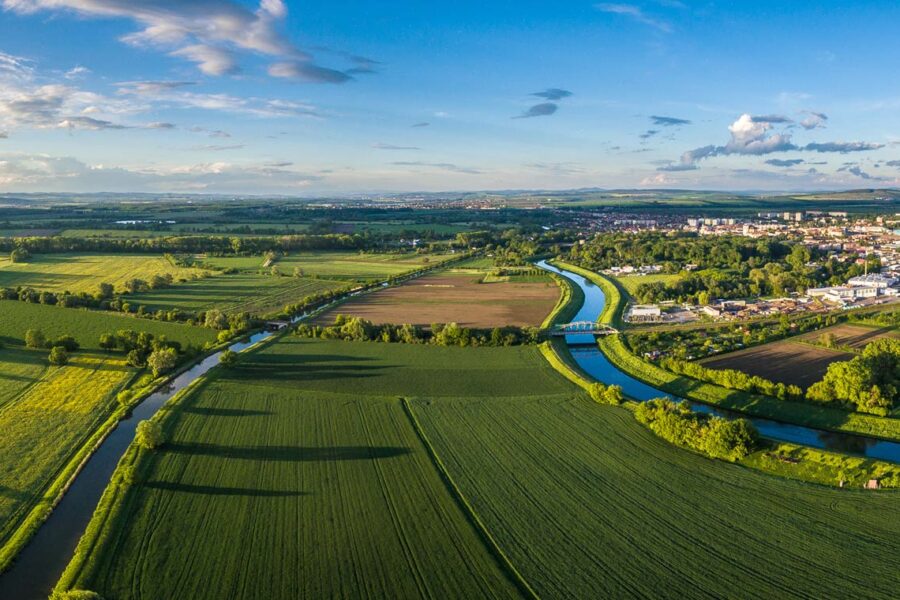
[554,259,900,443]
[537,282,900,488]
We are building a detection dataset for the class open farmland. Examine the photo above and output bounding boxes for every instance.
[315,270,560,328]
[0,301,217,349]
[0,254,207,294]
[125,272,346,316]
[0,347,46,412]
[795,323,899,350]
[61,339,573,599]
[700,340,853,388]
[274,251,454,281]
[410,395,900,598]
[0,353,133,552]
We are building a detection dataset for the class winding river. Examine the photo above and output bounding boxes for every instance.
[538,260,900,463]
[2,260,898,599]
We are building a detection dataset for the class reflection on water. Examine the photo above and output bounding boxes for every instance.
[536,260,900,463]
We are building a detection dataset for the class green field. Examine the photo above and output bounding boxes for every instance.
[197,255,267,271]
[410,394,900,598]
[0,301,217,349]
[60,339,572,598]
[613,273,682,298]
[274,251,454,281]
[0,253,207,294]
[60,337,900,598]
[125,272,346,316]
[0,352,133,553]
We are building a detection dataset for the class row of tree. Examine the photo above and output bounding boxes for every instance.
[295,316,545,347]
[661,358,805,402]
[634,398,759,461]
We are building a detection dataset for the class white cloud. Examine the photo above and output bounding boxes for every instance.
[595,3,671,32]
[799,111,828,130]
[725,113,795,155]
[3,0,362,82]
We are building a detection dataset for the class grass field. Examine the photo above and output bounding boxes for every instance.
[61,337,900,598]
[701,340,854,388]
[0,347,47,412]
[60,339,575,599]
[0,301,217,349]
[0,352,133,552]
[613,273,682,298]
[315,271,559,328]
[126,273,346,316]
[274,251,454,281]
[410,394,900,598]
[0,253,206,294]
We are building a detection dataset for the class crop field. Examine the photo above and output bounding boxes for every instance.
[795,323,899,350]
[62,339,574,599]
[0,347,47,412]
[410,395,900,598]
[126,272,346,316]
[0,301,217,349]
[700,339,853,388]
[0,352,132,551]
[274,251,454,281]
[315,271,560,328]
[0,253,207,294]
[196,255,268,271]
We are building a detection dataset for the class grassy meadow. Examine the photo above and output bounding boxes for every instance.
[0,253,206,294]
[59,339,571,599]
[274,251,454,281]
[411,394,900,598]
[0,352,133,552]
[0,301,217,349]
[125,272,345,316]
[612,273,682,298]
[59,337,900,599]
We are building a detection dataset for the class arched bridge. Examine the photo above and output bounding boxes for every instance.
[550,321,619,336]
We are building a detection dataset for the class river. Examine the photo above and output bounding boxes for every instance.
[537,260,900,463]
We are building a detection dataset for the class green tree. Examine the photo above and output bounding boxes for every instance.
[99,333,117,351]
[48,346,69,366]
[147,347,178,377]
[135,420,164,450]
[9,247,29,263]
[25,328,46,349]
[219,349,238,367]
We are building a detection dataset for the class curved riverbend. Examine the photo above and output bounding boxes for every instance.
[537,260,900,463]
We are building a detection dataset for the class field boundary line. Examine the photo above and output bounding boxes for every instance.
[400,397,539,600]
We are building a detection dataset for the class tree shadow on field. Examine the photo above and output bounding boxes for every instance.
[143,481,308,497]
[163,443,411,462]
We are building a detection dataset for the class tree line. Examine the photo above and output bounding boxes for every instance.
[635,398,759,461]
[295,315,545,347]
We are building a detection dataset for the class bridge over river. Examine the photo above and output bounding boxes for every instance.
[550,321,619,336]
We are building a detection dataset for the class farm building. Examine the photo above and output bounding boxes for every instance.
[628,304,662,323]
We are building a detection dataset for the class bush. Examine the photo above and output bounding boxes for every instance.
[219,349,238,367]
[48,346,69,366]
[634,398,758,461]
[52,335,80,352]
[135,420,164,450]
[147,347,178,377]
[25,328,47,349]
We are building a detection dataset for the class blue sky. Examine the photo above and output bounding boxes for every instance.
[0,0,897,194]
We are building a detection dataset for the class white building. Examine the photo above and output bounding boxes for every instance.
[631,304,662,318]
[848,274,898,289]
